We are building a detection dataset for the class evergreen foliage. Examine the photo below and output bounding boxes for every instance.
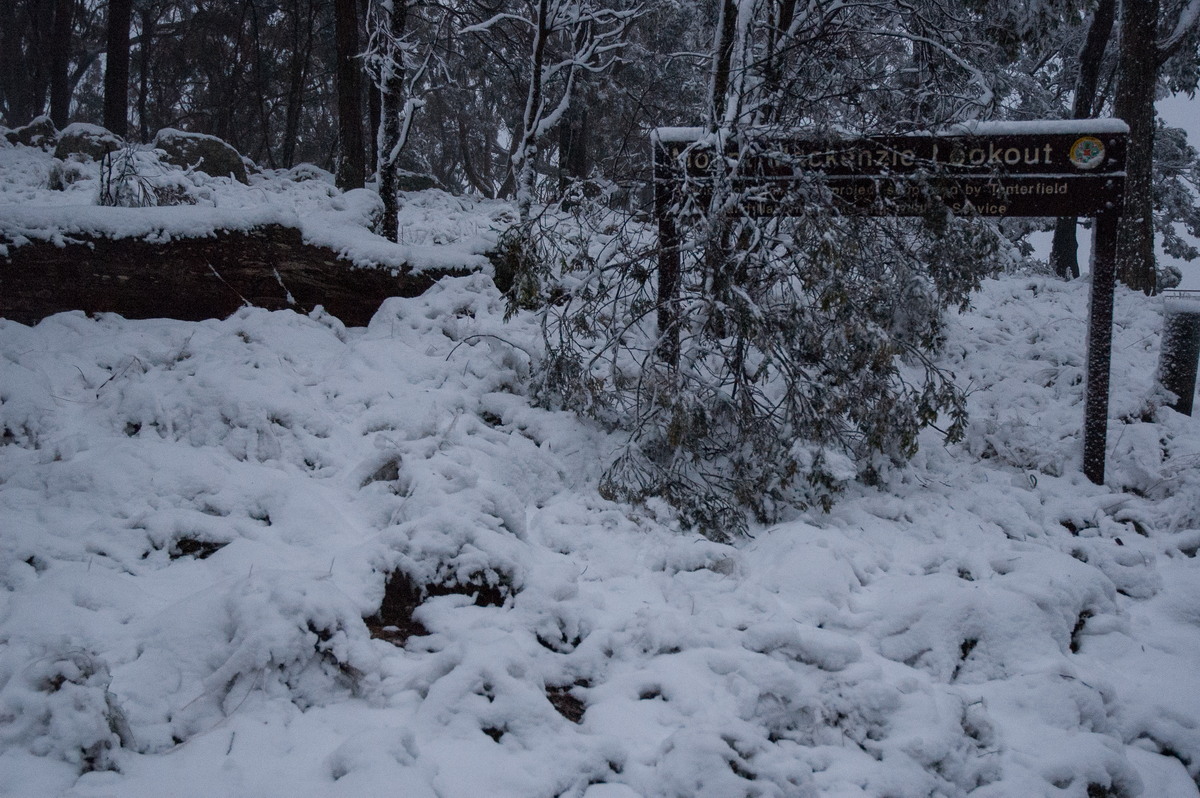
[517,180,1010,538]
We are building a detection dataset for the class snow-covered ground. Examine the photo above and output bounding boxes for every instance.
[2,142,1200,797]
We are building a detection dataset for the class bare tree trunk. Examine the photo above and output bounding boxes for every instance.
[558,102,588,193]
[4,0,54,124]
[214,0,253,150]
[709,0,737,130]
[0,0,30,123]
[282,0,317,167]
[243,1,277,167]
[457,115,496,197]
[375,0,408,242]
[103,0,133,137]
[556,21,591,196]
[514,0,551,221]
[1114,0,1160,295]
[336,0,365,190]
[1051,0,1116,280]
[368,86,382,177]
[136,8,156,142]
[758,0,796,125]
[705,0,738,314]
[48,0,73,127]
[361,0,380,172]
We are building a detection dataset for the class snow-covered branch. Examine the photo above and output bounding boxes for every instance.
[497,0,644,219]
[1159,0,1200,59]
[864,26,995,116]
[459,12,536,36]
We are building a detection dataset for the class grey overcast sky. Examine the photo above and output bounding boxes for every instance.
[1158,94,1200,289]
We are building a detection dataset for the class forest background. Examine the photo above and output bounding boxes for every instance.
[7,0,1200,291]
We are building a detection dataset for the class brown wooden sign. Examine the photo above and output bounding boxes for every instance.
[652,120,1130,486]
[653,123,1127,218]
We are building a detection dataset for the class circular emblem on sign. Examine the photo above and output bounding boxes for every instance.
[1069,136,1106,170]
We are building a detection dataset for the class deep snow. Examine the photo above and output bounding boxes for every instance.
[1,142,1200,798]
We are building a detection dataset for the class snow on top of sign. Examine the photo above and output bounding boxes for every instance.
[652,127,710,143]
[936,118,1130,136]
[653,118,1130,144]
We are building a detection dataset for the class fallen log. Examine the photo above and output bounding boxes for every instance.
[0,223,473,327]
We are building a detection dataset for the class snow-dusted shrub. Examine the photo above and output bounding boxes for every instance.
[0,336,54,448]
[0,644,132,773]
[131,572,381,749]
[395,170,443,192]
[46,157,91,191]
[98,146,198,208]
[514,191,1008,538]
[492,221,548,312]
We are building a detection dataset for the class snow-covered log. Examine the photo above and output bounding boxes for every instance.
[0,223,472,327]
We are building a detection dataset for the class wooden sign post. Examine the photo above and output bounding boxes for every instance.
[653,120,1129,484]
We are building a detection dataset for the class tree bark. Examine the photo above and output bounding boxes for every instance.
[103,0,133,137]
[136,8,155,142]
[336,0,366,190]
[48,0,73,127]
[0,0,31,123]
[212,0,253,151]
[136,9,158,142]
[514,0,551,221]
[557,21,592,196]
[361,0,380,172]
[376,0,408,242]
[704,0,738,316]
[1051,0,1116,280]
[2,0,53,125]
[1113,0,1160,295]
[281,0,318,168]
[558,103,588,193]
[709,0,737,130]
[758,0,796,125]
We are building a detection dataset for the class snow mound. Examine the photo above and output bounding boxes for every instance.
[0,143,507,273]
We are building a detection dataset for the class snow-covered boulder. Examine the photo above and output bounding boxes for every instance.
[154,128,249,183]
[286,162,335,184]
[53,122,123,162]
[396,169,443,192]
[4,115,57,149]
